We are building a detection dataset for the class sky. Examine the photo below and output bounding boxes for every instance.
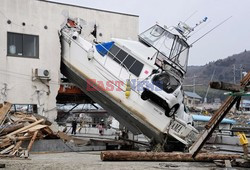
[50,0,250,66]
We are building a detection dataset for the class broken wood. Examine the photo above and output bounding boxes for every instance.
[57,131,73,142]
[27,131,38,152]
[0,144,14,154]
[189,72,250,158]
[0,138,12,148]
[7,119,44,137]
[0,108,56,158]
[100,151,242,162]
[23,124,48,133]
[0,102,12,125]
[15,136,32,141]
[210,81,249,92]
[10,140,23,155]
[0,123,24,135]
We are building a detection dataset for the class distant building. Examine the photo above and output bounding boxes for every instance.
[0,0,139,122]
[239,99,250,112]
[184,91,202,107]
[214,98,221,104]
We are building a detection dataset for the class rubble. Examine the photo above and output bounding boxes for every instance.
[0,102,58,158]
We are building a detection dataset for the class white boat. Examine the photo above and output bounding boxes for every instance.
[60,18,199,151]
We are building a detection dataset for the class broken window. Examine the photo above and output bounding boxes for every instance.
[7,32,39,58]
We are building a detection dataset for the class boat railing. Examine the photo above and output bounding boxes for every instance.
[61,30,89,53]
[62,30,135,92]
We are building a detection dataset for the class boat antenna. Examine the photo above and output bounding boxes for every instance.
[188,20,211,38]
[190,16,232,46]
[184,11,198,22]
[175,16,207,38]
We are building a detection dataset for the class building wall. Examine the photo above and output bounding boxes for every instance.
[0,0,139,121]
[184,96,201,107]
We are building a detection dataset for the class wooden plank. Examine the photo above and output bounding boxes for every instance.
[7,119,44,137]
[10,140,23,155]
[0,123,24,135]
[57,131,73,142]
[100,151,241,162]
[0,138,12,148]
[23,124,48,133]
[0,144,14,154]
[15,136,32,141]
[0,102,12,125]
[27,131,38,152]
[42,127,53,135]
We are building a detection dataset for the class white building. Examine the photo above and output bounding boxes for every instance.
[0,0,139,121]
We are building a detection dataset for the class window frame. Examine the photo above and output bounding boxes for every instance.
[7,32,39,59]
[108,44,144,77]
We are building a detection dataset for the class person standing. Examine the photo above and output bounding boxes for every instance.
[97,119,105,136]
[71,118,77,135]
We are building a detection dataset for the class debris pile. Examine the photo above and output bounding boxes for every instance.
[227,112,250,124]
[0,102,57,158]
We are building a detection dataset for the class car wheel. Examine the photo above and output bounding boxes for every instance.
[141,90,149,100]
[165,104,179,117]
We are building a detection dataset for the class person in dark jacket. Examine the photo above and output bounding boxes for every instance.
[71,119,77,135]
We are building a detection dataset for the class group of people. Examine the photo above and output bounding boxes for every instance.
[71,118,105,136]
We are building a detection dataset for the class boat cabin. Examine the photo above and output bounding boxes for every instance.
[139,25,190,77]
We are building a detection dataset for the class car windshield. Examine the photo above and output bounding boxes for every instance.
[152,73,180,93]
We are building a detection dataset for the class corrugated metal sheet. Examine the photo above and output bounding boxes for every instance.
[184,91,202,99]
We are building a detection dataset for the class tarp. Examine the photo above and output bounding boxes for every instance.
[95,41,114,56]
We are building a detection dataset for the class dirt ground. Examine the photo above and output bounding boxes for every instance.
[0,151,221,170]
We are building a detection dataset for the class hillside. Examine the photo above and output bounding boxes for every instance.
[183,50,250,102]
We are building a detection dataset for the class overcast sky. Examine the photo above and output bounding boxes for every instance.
[50,0,250,66]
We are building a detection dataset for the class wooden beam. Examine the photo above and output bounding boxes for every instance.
[210,81,242,92]
[0,138,11,148]
[210,81,250,92]
[10,140,23,155]
[7,119,44,137]
[27,131,38,152]
[0,102,12,125]
[189,72,250,158]
[0,123,24,135]
[57,131,73,142]
[0,144,14,154]
[100,151,241,162]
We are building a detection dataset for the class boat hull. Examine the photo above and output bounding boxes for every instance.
[61,60,165,143]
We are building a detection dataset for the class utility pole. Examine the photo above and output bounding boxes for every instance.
[240,64,243,81]
[193,74,197,93]
[233,64,244,84]
[233,64,236,84]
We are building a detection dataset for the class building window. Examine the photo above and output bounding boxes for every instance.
[7,32,39,58]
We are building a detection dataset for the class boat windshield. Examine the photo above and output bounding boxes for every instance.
[139,25,189,74]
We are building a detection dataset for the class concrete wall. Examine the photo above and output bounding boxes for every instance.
[0,0,139,121]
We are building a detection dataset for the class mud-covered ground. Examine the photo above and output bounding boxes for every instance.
[0,151,222,170]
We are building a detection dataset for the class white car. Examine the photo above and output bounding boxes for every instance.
[141,71,183,117]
